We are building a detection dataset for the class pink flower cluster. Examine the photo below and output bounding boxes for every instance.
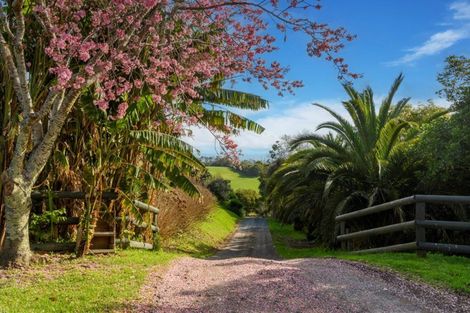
[35,0,356,156]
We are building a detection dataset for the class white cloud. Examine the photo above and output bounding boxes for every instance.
[184,99,346,156]
[450,1,470,20]
[388,1,470,66]
[185,97,451,158]
[388,29,469,66]
[231,101,345,150]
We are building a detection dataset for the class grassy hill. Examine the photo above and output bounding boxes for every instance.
[207,166,260,192]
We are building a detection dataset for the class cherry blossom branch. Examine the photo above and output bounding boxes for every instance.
[26,88,83,181]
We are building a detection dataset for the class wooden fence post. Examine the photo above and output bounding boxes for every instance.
[340,222,346,250]
[415,202,427,257]
[152,212,159,250]
[345,227,351,251]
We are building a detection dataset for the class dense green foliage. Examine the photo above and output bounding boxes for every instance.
[205,176,245,216]
[265,75,423,245]
[207,178,233,202]
[235,189,261,214]
[226,198,246,218]
[437,55,470,105]
[268,219,470,294]
[413,102,470,195]
[264,57,470,252]
[206,166,262,216]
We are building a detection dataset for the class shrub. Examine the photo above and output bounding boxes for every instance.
[226,198,245,217]
[156,183,215,240]
[207,178,232,202]
[235,189,260,214]
[236,160,265,177]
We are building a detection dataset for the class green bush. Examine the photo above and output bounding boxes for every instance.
[207,178,232,202]
[226,197,245,217]
[414,101,470,195]
[235,189,260,214]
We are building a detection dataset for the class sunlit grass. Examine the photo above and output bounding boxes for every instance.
[0,206,239,313]
[164,204,239,258]
[207,166,260,192]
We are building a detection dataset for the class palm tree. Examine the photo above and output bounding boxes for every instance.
[294,74,411,203]
[266,74,421,245]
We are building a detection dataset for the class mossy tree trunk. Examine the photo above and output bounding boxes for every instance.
[0,175,32,267]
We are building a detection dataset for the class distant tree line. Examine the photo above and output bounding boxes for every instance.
[202,156,265,178]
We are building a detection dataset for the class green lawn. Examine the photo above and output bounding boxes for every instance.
[268,218,470,294]
[0,205,239,313]
[207,166,260,192]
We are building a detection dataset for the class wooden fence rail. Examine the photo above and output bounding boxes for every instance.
[335,195,470,256]
[30,191,159,252]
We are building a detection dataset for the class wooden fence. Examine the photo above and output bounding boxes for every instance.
[335,195,470,256]
[31,191,159,253]
[116,199,160,250]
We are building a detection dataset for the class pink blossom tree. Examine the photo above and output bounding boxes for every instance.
[0,0,355,266]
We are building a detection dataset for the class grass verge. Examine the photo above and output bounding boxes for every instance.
[0,205,239,313]
[268,218,470,294]
[164,204,239,258]
[207,166,259,192]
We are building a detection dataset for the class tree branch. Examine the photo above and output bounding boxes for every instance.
[26,88,82,181]
[34,0,55,38]
[0,5,14,40]
[0,2,32,179]
[178,1,300,26]
[31,90,60,124]
[0,28,24,107]
[11,0,33,115]
[8,118,31,178]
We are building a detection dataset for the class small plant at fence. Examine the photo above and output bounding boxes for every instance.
[30,208,68,243]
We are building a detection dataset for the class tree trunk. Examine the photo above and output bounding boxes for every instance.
[0,176,32,267]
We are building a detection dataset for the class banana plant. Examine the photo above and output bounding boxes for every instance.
[42,85,269,255]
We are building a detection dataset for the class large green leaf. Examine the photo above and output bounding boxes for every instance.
[201,109,265,134]
[129,130,196,155]
[201,88,269,111]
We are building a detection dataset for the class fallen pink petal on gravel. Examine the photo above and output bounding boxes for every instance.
[130,218,470,313]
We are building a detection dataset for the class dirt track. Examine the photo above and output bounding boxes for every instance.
[133,218,470,313]
[210,217,279,260]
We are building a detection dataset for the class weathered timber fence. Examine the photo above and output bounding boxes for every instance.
[335,195,470,256]
[116,200,160,250]
[31,191,159,252]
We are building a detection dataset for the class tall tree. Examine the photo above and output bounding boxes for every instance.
[266,75,421,244]
[0,0,355,266]
[437,55,470,107]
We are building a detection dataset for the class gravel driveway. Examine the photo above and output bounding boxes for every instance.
[132,218,470,313]
[210,217,279,260]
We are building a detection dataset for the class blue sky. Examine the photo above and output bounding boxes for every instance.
[186,0,470,160]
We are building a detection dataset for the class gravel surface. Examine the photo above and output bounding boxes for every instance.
[131,218,470,313]
[210,217,279,260]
